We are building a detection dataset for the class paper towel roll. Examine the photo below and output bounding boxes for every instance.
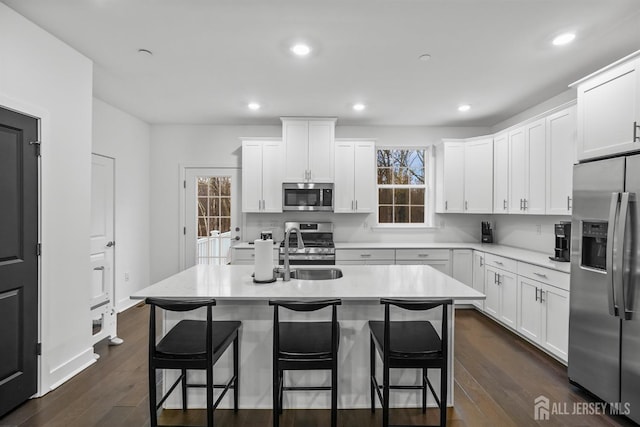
[254,239,274,281]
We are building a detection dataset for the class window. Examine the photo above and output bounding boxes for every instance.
[377,148,428,225]
[196,176,232,265]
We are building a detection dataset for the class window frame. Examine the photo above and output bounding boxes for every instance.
[375,145,435,228]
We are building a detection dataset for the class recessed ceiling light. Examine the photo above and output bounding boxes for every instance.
[353,103,366,111]
[418,53,432,62]
[552,32,576,46]
[137,48,153,56]
[290,43,311,57]
[458,104,471,112]
[247,102,261,111]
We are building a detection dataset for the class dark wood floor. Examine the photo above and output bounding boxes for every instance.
[0,304,635,427]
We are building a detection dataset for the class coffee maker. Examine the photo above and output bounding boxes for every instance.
[481,221,493,243]
[549,221,571,262]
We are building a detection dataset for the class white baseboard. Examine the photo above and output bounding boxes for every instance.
[46,347,96,393]
[117,297,140,313]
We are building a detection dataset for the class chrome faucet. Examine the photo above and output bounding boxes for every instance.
[281,227,304,281]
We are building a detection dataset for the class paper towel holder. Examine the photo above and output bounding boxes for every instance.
[252,271,277,284]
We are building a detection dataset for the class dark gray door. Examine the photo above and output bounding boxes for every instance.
[621,153,640,423]
[568,157,624,404]
[0,107,39,417]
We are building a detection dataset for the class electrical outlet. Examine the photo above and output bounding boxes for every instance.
[536,224,542,235]
[124,272,130,282]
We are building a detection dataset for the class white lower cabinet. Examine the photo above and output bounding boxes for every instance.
[395,249,451,275]
[484,265,517,330]
[517,273,569,361]
[471,251,485,310]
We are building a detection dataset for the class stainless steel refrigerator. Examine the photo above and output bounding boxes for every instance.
[569,154,640,423]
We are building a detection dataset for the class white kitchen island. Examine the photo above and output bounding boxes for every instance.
[131,264,484,410]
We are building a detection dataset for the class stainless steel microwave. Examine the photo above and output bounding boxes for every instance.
[282,183,334,212]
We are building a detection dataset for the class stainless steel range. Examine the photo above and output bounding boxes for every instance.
[278,222,335,265]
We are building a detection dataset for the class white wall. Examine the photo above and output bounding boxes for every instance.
[150,124,491,281]
[0,3,94,394]
[92,98,151,311]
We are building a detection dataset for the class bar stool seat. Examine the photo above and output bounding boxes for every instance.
[368,321,442,366]
[156,320,241,361]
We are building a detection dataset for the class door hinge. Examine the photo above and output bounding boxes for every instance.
[183,180,186,189]
[30,140,42,157]
[36,342,42,355]
[183,227,186,235]
[36,243,42,256]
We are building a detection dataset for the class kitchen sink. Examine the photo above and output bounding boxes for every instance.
[289,268,343,280]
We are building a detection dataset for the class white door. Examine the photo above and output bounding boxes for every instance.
[89,154,118,345]
[308,120,335,182]
[525,118,546,214]
[508,128,526,213]
[472,251,485,310]
[184,168,241,269]
[241,141,262,213]
[283,120,309,181]
[517,277,543,343]
[443,142,465,212]
[261,140,284,212]
[334,142,355,212]
[493,133,509,213]
[499,270,518,329]
[353,141,375,212]
[484,267,501,319]
[464,138,493,213]
[546,106,576,215]
[541,284,570,360]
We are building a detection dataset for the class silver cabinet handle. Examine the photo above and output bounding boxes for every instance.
[503,199,507,210]
[567,196,572,211]
[351,200,354,210]
[355,200,358,211]
[540,290,545,303]
[533,272,547,279]
[417,254,429,257]
[494,272,498,284]
[523,199,528,210]
[465,200,468,210]
[445,201,448,210]
[495,261,503,265]
[94,266,105,271]
[535,287,539,302]
[606,192,620,317]
[360,253,372,257]
[520,199,524,210]
[479,256,483,267]
[497,274,501,285]
[634,121,640,142]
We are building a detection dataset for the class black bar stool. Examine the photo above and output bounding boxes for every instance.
[368,298,452,427]
[146,297,241,427]
[269,299,342,427]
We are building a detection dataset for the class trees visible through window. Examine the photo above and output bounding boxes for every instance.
[197,177,231,237]
[377,149,426,224]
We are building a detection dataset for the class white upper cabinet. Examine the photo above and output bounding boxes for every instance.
[493,132,509,213]
[436,141,465,212]
[436,138,493,213]
[282,118,336,182]
[546,105,576,215]
[241,139,283,213]
[508,118,546,214]
[464,138,493,213]
[334,140,375,213]
[575,56,640,161]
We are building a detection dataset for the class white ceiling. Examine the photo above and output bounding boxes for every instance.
[3,0,640,126]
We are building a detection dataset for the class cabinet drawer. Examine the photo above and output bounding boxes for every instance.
[395,249,450,261]
[484,253,517,272]
[517,262,569,291]
[336,249,395,262]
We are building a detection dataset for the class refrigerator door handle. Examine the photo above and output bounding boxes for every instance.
[606,192,620,317]
[618,192,633,320]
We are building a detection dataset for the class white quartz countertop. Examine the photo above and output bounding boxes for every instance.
[233,242,570,273]
[131,264,485,302]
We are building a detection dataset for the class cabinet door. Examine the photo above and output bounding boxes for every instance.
[353,141,375,212]
[493,133,509,213]
[395,260,451,275]
[517,276,543,343]
[508,128,526,213]
[334,142,355,212]
[308,120,335,182]
[443,143,465,212]
[472,251,485,310]
[541,284,569,361]
[452,249,473,286]
[464,138,493,213]
[546,106,576,215]
[283,120,309,181]
[577,59,640,161]
[261,141,284,212]
[525,118,546,214]
[484,267,501,319]
[498,270,517,329]
[241,141,263,212]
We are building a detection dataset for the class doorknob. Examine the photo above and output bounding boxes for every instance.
[234,236,240,241]
[106,241,115,247]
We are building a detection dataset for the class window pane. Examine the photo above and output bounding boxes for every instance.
[221,197,231,216]
[379,206,393,223]
[379,188,393,204]
[220,177,231,196]
[377,168,391,184]
[394,188,409,204]
[220,218,231,233]
[198,217,208,237]
[394,167,409,185]
[410,206,424,223]
[410,188,425,205]
[394,206,409,223]
[208,217,220,233]
[198,198,208,216]
[377,149,392,167]
[209,178,219,196]
[198,178,209,196]
[208,198,219,216]
[409,168,425,185]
